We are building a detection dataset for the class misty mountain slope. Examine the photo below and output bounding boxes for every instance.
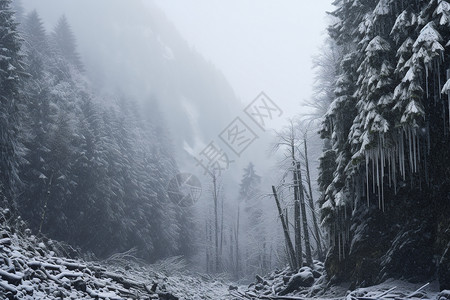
[21,0,243,160]
[0,0,200,263]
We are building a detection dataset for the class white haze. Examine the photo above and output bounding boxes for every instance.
[20,0,331,218]
[152,0,334,125]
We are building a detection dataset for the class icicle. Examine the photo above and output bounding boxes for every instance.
[408,128,413,174]
[425,64,429,98]
[366,152,370,206]
[372,151,376,194]
[400,130,406,180]
[438,60,441,99]
[380,142,385,212]
[376,149,381,210]
[342,230,345,260]
[381,167,385,212]
[417,133,421,163]
[338,226,341,261]
[413,129,417,173]
[388,151,392,187]
[380,139,385,211]
[447,69,450,132]
[393,149,397,195]
[443,100,447,134]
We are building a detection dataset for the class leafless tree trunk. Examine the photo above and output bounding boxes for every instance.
[293,162,303,269]
[212,173,220,273]
[235,203,240,278]
[297,162,313,267]
[229,228,235,276]
[205,220,210,273]
[289,127,303,269]
[272,185,297,270]
[303,138,324,260]
[220,192,224,261]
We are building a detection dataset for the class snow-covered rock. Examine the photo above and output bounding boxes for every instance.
[0,208,231,299]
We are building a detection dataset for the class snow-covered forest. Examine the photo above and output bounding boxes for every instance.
[1,0,450,299]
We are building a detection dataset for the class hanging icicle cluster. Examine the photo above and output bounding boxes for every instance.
[318,0,450,261]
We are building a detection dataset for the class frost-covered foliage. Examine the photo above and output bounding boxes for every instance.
[318,0,450,288]
[0,4,195,261]
[236,163,271,278]
[0,0,26,202]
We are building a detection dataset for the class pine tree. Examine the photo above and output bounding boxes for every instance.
[52,15,83,72]
[0,0,25,202]
[238,163,268,275]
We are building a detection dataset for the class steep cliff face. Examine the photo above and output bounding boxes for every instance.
[318,0,450,290]
[325,171,450,290]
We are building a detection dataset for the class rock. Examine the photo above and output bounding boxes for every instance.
[151,282,158,292]
[439,244,450,291]
[72,279,87,292]
[158,292,179,300]
[282,275,291,284]
[256,274,264,284]
[228,285,238,291]
[0,238,11,246]
[279,269,315,296]
[312,269,322,278]
[438,290,450,300]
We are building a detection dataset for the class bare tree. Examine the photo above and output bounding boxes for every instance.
[272,185,297,270]
[272,120,314,268]
[296,161,313,267]
[303,136,324,260]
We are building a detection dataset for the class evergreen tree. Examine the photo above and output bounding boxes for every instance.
[0,0,25,202]
[238,163,270,276]
[52,15,83,72]
[318,0,450,288]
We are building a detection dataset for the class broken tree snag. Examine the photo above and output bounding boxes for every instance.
[272,185,297,271]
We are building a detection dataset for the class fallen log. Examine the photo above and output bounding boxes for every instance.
[406,283,429,298]
[357,286,397,300]
[0,269,23,285]
[102,271,144,290]
[259,295,305,300]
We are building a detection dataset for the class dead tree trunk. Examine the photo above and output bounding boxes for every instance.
[296,162,313,267]
[303,138,324,260]
[213,174,219,273]
[291,139,303,270]
[205,220,210,273]
[235,203,240,278]
[293,163,303,269]
[229,228,235,276]
[220,193,224,261]
[272,185,297,270]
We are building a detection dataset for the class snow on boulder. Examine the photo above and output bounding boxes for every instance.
[438,290,450,300]
[279,267,315,295]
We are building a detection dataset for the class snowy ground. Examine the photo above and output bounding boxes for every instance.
[0,209,232,299]
[0,208,447,299]
[233,263,445,300]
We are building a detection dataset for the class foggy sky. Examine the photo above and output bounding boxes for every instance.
[19,0,332,198]
[150,0,333,126]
